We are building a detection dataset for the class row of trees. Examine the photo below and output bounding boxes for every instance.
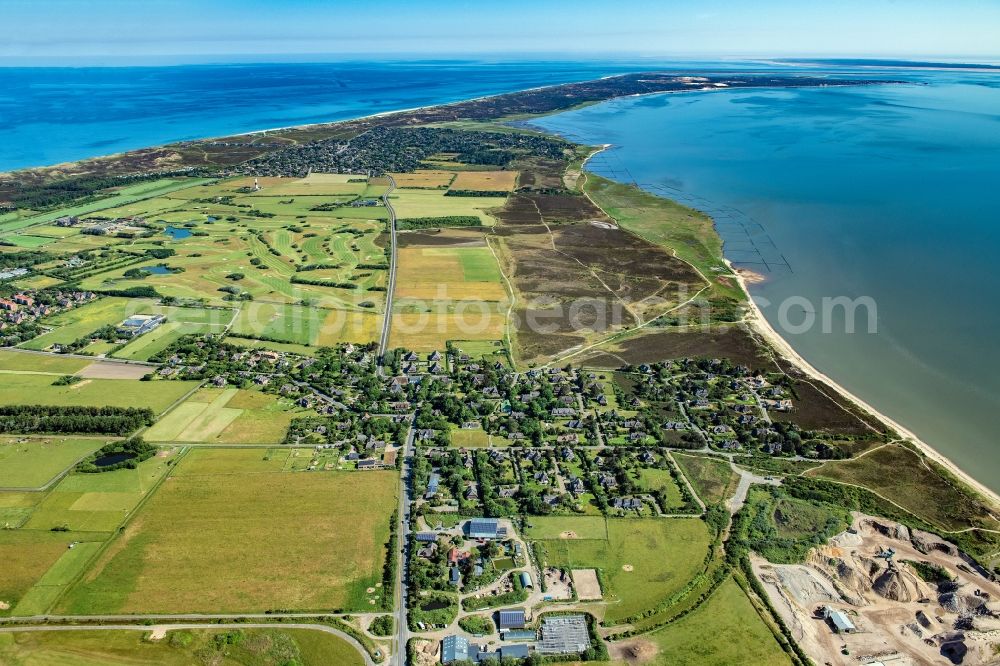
[0,405,154,435]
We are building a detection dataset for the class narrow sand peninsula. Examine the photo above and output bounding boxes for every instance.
[729,259,1000,509]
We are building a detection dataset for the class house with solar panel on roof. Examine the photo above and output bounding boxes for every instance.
[464,517,507,540]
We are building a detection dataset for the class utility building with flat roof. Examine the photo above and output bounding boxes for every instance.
[497,608,527,630]
[466,517,500,539]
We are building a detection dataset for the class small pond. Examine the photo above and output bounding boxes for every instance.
[93,452,136,468]
[163,226,192,240]
[142,265,172,274]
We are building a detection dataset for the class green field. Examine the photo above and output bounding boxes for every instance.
[0,529,106,615]
[0,351,90,374]
[533,518,711,622]
[18,297,139,350]
[607,578,792,666]
[223,335,318,356]
[391,188,505,226]
[112,306,231,361]
[524,515,609,540]
[58,453,398,614]
[21,452,176,535]
[810,444,1000,532]
[0,178,211,234]
[638,467,688,511]
[4,234,54,248]
[674,454,740,505]
[145,388,302,444]
[0,491,42,529]
[232,302,379,346]
[0,374,195,413]
[0,627,365,666]
[0,437,106,489]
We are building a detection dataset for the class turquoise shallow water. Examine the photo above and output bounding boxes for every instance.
[533,72,1000,492]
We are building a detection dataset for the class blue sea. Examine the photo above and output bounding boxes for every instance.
[2,59,998,490]
[0,60,659,173]
[533,69,1000,491]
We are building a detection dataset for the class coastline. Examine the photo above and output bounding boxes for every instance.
[728,260,1000,509]
[575,138,1000,510]
[5,70,993,511]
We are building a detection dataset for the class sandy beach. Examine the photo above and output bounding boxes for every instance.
[728,259,1000,509]
[577,143,1000,511]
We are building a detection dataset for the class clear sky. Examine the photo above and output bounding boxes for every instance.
[3,0,999,62]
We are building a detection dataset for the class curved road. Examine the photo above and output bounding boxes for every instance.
[0,622,374,666]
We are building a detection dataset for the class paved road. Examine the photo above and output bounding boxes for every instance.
[727,461,781,514]
[0,622,374,666]
[393,418,415,666]
[378,175,398,360]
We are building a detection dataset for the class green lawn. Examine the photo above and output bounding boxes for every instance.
[58,457,398,614]
[145,388,300,444]
[18,297,139,350]
[673,453,740,505]
[0,178,212,234]
[0,529,106,616]
[0,437,106,489]
[0,375,196,413]
[638,467,687,511]
[0,627,365,666]
[534,518,711,622]
[0,351,90,374]
[524,515,609,540]
[21,452,176,534]
[608,578,792,666]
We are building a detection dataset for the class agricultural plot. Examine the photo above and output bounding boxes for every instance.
[22,452,176,534]
[0,374,195,413]
[532,518,711,622]
[390,170,456,188]
[145,388,303,444]
[0,350,90,374]
[449,170,518,192]
[608,578,792,666]
[391,189,506,226]
[253,172,370,196]
[0,437,106,489]
[232,303,380,346]
[58,455,398,614]
[392,240,508,350]
[0,491,42,529]
[395,246,505,300]
[0,530,105,616]
[390,305,506,352]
